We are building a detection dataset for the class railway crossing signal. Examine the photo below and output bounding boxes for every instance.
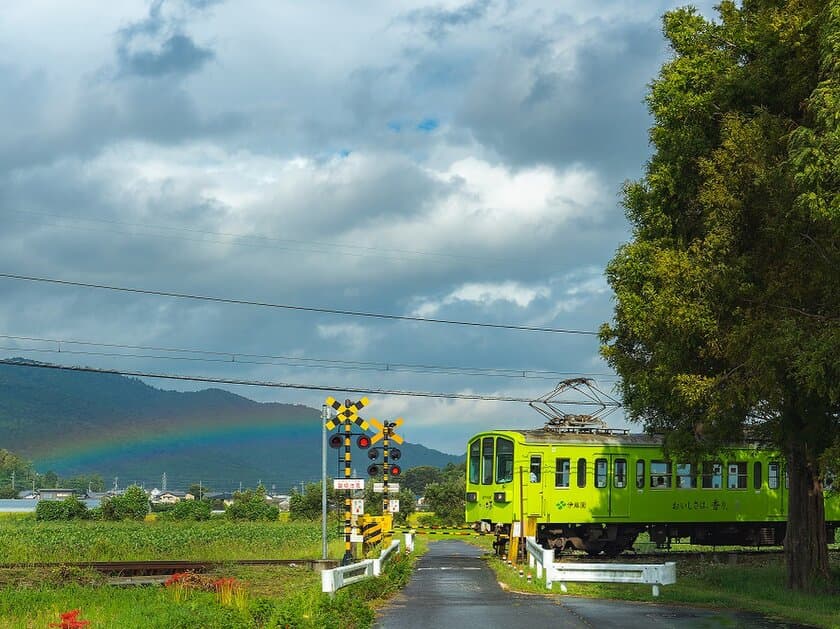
[325,396,374,565]
[366,418,405,515]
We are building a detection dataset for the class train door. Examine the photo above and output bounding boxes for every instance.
[767,460,785,518]
[609,455,629,518]
[527,454,543,516]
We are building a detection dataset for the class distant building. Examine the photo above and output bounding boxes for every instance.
[153,491,189,504]
[37,488,80,501]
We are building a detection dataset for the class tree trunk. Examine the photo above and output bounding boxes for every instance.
[784,439,829,591]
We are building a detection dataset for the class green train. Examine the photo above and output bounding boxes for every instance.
[465,428,840,556]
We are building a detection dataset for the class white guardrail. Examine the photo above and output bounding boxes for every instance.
[321,538,402,594]
[525,536,676,596]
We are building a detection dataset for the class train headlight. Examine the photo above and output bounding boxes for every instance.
[465,492,477,502]
[493,491,507,502]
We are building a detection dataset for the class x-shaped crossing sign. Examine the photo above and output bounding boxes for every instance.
[370,417,404,445]
[325,396,370,431]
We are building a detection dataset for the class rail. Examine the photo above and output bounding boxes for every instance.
[524,536,677,596]
[321,539,402,595]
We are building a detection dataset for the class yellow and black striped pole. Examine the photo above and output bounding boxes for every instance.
[382,425,390,516]
[343,399,353,565]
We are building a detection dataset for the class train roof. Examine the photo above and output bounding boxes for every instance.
[509,429,662,446]
[477,428,773,450]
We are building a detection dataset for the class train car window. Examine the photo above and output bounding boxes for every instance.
[481,437,494,485]
[496,438,514,484]
[768,462,780,489]
[753,462,762,490]
[636,460,645,489]
[595,458,608,488]
[614,459,627,488]
[650,461,672,488]
[701,462,723,489]
[530,456,541,483]
[577,458,587,488]
[727,462,747,489]
[469,440,481,484]
[676,463,697,488]
[555,458,571,488]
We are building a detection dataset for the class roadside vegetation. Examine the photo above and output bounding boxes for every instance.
[0,517,334,562]
[0,517,424,628]
[0,552,418,628]
[473,533,840,628]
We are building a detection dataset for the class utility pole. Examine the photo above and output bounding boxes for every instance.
[162,472,167,492]
[10,471,14,491]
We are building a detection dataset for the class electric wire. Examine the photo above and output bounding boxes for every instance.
[0,272,601,336]
[0,359,610,405]
[8,209,525,266]
[0,333,618,381]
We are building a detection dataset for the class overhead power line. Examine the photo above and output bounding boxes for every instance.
[0,333,618,381]
[0,359,609,405]
[0,272,600,336]
[9,208,523,266]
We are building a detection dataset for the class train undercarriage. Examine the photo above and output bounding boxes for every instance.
[487,521,819,558]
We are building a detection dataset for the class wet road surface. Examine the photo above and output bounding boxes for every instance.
[375,540,812,629]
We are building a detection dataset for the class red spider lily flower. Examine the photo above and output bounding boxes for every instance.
[49,609,91,628]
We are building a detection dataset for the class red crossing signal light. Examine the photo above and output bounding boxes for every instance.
[329,435,343,449]
[357,435,371,449]
[389,465,401,477]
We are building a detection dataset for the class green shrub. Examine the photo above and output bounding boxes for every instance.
[100,485,149,521]
[160,499,212,521]
[35,496,89,521]
[226,486,279,521]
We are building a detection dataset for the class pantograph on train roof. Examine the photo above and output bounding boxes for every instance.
[529,378,627,436]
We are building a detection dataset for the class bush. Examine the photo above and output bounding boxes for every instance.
[160,499,212,521]
[35,496,89,521]
[100,485,150,521]
[225,486,279,521]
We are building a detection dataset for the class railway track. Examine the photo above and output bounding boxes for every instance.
[0,558,338,576]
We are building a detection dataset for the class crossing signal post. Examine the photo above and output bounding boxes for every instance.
[369,418,404,519]
[326,396,371,565]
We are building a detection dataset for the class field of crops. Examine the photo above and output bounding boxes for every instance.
[0,517,341,562]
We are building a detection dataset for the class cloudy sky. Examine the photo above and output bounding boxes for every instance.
[0,0,717,454]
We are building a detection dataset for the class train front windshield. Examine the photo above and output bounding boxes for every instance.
[468,435,515,486]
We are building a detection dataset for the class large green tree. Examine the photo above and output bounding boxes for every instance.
[601,0,839,591]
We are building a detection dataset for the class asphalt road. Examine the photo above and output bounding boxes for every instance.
[375,540,812,629]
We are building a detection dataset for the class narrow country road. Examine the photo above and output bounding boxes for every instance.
[375,540,812,629]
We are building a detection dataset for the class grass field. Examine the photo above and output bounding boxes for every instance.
[0,518,420,628]
[0,517,340,562]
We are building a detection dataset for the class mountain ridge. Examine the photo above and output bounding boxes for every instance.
[0,359,462,491]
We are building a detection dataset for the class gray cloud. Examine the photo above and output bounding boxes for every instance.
[403,0,495,41]
[117,33,214,78]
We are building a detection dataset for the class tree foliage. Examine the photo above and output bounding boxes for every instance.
[401,466,444,497]
[100,485,150,521]
[289,480,343,521]
[35,496,89,521]
[225,485,279,521]
[601,0,840,591]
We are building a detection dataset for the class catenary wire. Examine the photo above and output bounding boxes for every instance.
[0,334,618,381]
[0,272,601,336]
[8,209,527,266]
[0,359,610,405]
